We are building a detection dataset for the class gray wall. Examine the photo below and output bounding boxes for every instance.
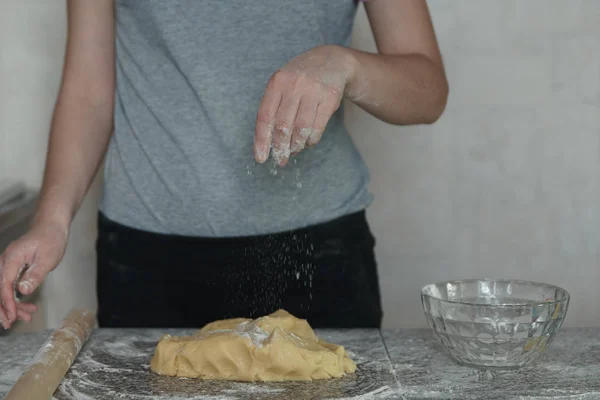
[0,1,598,329]
[347,0,599,327]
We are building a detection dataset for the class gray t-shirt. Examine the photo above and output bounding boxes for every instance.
[100,0,373,237]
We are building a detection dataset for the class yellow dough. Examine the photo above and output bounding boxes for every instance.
[150,309,357,381]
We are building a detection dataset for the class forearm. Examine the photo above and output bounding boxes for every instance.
[34,84,113,233]
[344,48,448,125]
[34,0,116,233]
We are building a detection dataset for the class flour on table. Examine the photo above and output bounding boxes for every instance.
[0,366,26,393]
[221,383,285,395]
[325,385,398,400]
[101,338,149,358]
[517,395,600,400]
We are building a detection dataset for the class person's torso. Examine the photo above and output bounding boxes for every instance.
[101,0,373,237]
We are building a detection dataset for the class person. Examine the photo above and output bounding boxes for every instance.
[0,0,448,330]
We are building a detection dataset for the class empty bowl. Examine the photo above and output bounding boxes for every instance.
[421,279,570,370]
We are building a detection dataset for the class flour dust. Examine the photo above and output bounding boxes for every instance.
[230,231,315,319]
[238,154,314,318]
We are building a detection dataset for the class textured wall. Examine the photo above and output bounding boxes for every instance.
[0,1,597,329]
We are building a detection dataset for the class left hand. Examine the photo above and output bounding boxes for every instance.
[254,45,355,166]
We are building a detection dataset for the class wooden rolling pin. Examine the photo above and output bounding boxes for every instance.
[4,308,95,400]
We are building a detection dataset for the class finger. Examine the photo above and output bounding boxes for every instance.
[255,75,282,163]
[17,302,38,314]
[0,306,7,329]
[307,96,341,147]
[0,258,8,328]
[18,265,40,295]
[272,95,300,167]
[0,253,22,325]
[16,308,32,323]
[19,240,59,296]
[290,96,317,155]
[0,308,7,329]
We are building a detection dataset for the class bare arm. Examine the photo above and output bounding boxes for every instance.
[345,0,448,125]
[254,0,448,164]
[36,0,116,232]
[0,0,115,329]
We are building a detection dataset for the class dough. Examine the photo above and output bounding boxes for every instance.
[150,309,357,381]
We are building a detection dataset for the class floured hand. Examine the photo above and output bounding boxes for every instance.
[254,45,356,166]
[0,221,68,329]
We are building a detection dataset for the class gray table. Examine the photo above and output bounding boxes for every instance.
[0,328,598,399]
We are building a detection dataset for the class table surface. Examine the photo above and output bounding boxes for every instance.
[0,328,598,400]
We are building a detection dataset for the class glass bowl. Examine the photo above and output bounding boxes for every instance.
[421,279,570,370]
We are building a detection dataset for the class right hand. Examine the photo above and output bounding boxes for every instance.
[0,220,68,329]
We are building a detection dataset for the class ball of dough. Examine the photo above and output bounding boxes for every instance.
[150,309,357,381]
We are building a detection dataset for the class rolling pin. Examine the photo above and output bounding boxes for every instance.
[4,308,95,400]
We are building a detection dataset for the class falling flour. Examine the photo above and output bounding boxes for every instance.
[268,157,279,176]
[295,168,302,188]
